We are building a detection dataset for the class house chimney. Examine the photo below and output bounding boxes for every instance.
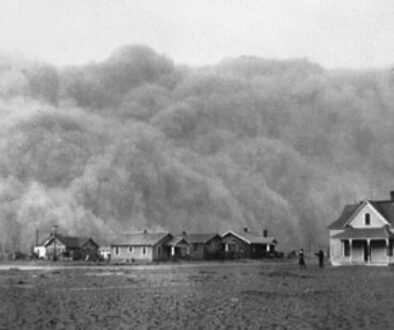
[390,191,394,201]
[182,231,187,236]
[243,227,248,233]
[263,229,268,237]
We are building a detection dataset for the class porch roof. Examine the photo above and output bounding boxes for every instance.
[332,227,394,240]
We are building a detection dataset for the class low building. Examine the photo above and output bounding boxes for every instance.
[45,235,99,261]
[221,229,277,259]
[111,231,172,262]
[328,191,394,266]
[183,233,223,260]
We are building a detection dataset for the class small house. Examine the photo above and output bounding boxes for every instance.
[45,235,99,261]
[111,231,172,262]
[328,191,394,266]
[183,233,223,260]
[221,229,277,259]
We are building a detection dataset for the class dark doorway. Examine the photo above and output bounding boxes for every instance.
[364,241,369,262]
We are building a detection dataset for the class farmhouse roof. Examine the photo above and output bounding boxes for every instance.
[183,233,220,244]
[329,200,394,230]
[221,230,277,245]
[113,232,171,246]
[332,227,394,240]
[45,235,98,248]
[328,203,362,230]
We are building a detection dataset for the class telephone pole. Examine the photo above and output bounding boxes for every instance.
[52,225,58,262]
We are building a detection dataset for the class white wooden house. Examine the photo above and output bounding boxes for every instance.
[329,192,394,266]
[111,231,172,262]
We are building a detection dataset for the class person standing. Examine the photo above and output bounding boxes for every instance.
[299,248,307,269]
[318,249,324,268]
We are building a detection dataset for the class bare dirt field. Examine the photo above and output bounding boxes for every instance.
[1,260,394,329]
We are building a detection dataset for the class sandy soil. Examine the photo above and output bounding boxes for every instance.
[0,261,393,329]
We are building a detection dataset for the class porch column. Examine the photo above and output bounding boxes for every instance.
[367,239,371,263]
[349,239,353,263]
[171,246,175,256]
[225,243,229,252]
[386,238,390,263]
[266,244,270,252]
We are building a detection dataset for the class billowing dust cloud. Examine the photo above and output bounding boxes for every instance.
[1,45,394,253]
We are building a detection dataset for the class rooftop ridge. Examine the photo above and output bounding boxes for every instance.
[369,199,394,203]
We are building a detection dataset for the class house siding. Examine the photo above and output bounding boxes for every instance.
[204,237,223,259]
[46,239,73,260]
[188,237,223,260]
[111,239,171,262]
[189,243,204,260]
[111,245,154,262]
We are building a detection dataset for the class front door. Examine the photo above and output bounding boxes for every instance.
[363,241,369,262]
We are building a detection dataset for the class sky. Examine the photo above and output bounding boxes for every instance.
[0,0,394,69]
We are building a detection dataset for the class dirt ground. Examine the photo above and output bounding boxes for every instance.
[1,260,394,329]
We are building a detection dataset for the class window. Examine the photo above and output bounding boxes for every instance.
[143,246,146,254]
[115,247,119,255]
[365,213,370,225]
[193,244,198,252]
[343,240,350,257]
[129,246,133,252]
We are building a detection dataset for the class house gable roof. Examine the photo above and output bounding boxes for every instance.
[328,202,363,230]
[183,233,221,244]
[329,200,394,230]
[112,232,172,246]
[167,236,190,247]
[44,235,98,248]
[221,230,277,245]
[370,201,394,225]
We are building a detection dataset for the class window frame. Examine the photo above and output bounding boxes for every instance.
[365,213,371,226]
[343,240,350,257]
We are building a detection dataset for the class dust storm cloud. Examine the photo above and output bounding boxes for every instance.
[1,45,393,252]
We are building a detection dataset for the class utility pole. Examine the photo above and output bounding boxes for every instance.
[52,225,58,262]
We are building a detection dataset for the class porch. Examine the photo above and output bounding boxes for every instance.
[341,238,393,265]
[331,227,394,265]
